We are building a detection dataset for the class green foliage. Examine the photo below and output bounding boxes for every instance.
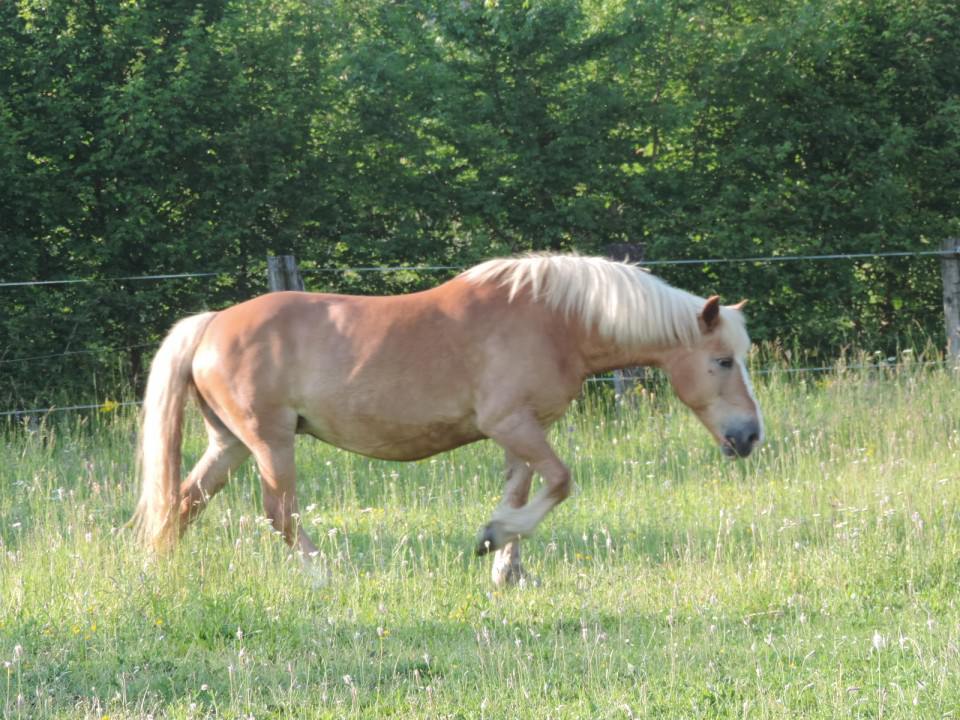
[1,0,958,408]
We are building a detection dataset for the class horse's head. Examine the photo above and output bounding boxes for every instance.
[661,296,763,458]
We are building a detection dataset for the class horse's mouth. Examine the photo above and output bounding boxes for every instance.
[721,433,758,458]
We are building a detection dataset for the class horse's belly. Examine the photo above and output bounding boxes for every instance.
[298,413,484,462]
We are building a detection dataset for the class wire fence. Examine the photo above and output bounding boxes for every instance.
[0,271,224,289]
[0,247,951,289]
[3,358,949,419]
[0,401,142,419]
[1,246,953,418]
[0,342,156,366]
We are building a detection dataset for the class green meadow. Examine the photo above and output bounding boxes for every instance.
[2,359,960,719]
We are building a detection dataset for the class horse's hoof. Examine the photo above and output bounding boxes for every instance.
[492,561,538,588]
[475,524,498,556]
[299,552,330,588]
[305,564,330,589]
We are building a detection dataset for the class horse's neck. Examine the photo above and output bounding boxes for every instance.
[578,332,667,376]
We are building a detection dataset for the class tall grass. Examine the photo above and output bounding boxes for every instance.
[2,360,959,718]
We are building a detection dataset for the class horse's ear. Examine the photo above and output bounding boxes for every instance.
[699,295,721,334]
[730,299,748,311]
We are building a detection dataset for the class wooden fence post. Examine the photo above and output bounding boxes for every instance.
[267,255,305,292]
[942,237,960,363]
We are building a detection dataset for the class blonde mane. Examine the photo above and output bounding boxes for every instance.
[461,254,748,350]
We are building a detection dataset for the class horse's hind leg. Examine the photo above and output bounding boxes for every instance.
[178,419,250,534]
[491,450,534,587]
[246,430,319,557]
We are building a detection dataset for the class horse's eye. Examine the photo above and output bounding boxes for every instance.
[717,358,734,369]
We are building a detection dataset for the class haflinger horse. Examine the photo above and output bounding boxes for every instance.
[134,254,762,586]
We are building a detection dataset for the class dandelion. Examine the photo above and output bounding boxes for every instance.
[872,631,887,651]
[100,399,119,413]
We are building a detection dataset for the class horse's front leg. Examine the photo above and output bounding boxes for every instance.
[490,450,534,587]
[476,410,572,558]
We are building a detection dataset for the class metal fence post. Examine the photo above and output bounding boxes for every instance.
[267,255,305,292]
[941,238,960,362]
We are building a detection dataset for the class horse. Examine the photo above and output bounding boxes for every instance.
[133,254,763,586]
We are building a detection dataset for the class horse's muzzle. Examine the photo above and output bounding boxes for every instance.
[722,421,762,458]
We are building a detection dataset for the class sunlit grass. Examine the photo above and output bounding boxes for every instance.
[2,359,960,718]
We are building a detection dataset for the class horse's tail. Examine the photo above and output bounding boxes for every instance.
[133,311,218,553]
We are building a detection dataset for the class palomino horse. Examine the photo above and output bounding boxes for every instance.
[134,254,762,585]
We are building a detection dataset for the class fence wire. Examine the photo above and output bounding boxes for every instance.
[1,247,949,289]
[3,359,949,418]
[0,271,223,288]
[1,246,952,417]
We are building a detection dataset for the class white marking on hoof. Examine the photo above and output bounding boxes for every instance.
[490,545,539,588]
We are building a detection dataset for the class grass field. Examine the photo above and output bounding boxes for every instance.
[2,358,960,719]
